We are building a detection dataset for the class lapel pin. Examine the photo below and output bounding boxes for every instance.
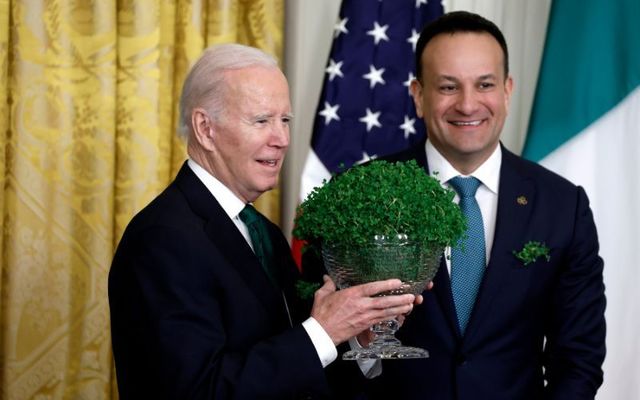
[517,196,528,205]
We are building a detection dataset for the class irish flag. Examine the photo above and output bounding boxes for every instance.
[522,1,640,399]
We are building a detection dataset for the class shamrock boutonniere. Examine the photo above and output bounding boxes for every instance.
[513,241,550,266]
[295,280,321,300]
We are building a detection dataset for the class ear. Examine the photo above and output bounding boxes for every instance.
[191,107,216,150]
[504,75,514,113]
[409,79,424,118]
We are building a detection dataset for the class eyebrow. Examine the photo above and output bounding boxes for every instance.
[436,75,458,82]
[436,74,497,82]
[252,112,295,120]
[478,74,497,80]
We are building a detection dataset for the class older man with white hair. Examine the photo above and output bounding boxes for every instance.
[108,43,417,400]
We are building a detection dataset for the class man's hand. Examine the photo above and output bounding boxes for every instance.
[310,275,416,345]
[354,281,433,348]
[404,280,432,313]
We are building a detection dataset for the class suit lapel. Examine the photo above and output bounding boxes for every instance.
[173,163,290,328]
[432,258,462,337]
[411,145,463,338]
[462,148,536,343]
[414,145,537,342]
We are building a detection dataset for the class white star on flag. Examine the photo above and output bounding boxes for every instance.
[407,29,420,52]
[399,115,417,139]
[356,151,378,165]
[319,102,340,125]
[363,64,386,89]
[416,0,428,8]
[334,17,349,38]
[325,59,344,81]
[359,108,382,132]
[366,21,390,45]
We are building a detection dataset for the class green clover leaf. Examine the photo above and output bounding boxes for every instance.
[513,241,550,266]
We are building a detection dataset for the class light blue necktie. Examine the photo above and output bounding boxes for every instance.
[449,176,486,334]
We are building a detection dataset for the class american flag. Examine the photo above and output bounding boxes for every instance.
[294,0,444,266]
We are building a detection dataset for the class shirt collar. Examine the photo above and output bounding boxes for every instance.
[187,159,246,219]
[424,139,501,194]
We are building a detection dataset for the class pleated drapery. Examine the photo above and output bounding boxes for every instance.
[0,1,283,398]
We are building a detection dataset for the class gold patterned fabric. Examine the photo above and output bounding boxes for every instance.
[0,1,283,399]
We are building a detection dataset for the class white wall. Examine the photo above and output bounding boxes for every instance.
[282,0,552,238]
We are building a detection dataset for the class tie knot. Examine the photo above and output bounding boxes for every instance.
[239,204,260,226]
[449,176,481,198]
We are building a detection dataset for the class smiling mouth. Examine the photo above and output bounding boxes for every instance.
[450,120,483,127]
[258,159,279,167]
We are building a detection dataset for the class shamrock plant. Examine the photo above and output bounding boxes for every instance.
[293,160,466,250]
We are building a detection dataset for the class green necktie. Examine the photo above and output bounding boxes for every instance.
[239,204,277,287]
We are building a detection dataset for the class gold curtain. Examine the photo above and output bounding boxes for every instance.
[0,1,284,399]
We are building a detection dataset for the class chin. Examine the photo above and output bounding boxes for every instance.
[453,136,493,151]
[255,180,278,194]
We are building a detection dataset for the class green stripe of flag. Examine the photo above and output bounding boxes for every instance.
[523,0,640,161]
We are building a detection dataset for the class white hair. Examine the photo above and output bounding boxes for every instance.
[177,43,279,140]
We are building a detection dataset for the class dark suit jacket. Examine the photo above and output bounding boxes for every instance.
[109,162,330,399]
[365,142,606,400]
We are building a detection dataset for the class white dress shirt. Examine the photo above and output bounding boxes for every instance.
[425,140,501,271]
[187,159,338,368]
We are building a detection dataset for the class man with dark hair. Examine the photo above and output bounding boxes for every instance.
[365,11,606,399]
[415,10,510,78]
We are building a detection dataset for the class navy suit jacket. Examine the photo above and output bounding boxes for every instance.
[366,143,606,400]
[109,162,330,399]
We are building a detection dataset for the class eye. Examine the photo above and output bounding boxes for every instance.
[281,116,292,125]
[479,82,495,90]
[439,84,457,93]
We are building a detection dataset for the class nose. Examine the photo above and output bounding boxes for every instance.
[455,87,480,115]
[270,120,290,148]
